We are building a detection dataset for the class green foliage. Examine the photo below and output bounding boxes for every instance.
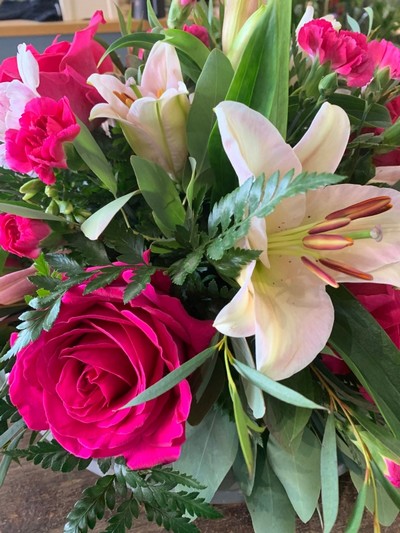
[6,440,92,472]
[123,265,157,303]
[64,463,220,533]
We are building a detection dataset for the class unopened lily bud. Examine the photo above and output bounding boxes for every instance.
[222,0,261,56]
[45,185,58,198]
[318,72,338,97]
[19,179,45,196]
[45,200,59,216]
[0,266,36,306]
[57,200,74,215]
[227,5,267,69]
[167,0,196,29]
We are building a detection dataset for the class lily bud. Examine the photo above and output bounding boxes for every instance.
[0,266,36,306]
[318,72,338,97]
[167,0,196,29]
[222,0,261,56]
[227,5,267,69]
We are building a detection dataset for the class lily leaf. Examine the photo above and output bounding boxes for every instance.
[0,202,63,222]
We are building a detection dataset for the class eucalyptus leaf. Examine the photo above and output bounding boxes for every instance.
[131,156,186,237]
[267,428,321,523]
[73,119,117,196]
[81,192,136,241]
[346,14,360,33]
[122,345,218,408]
[172,408,238,503]
[0,202,63,222]
[345,480,367,533]
[329,286,400,439]
[233,358,325,410]
[321,414,339,533]
[245,450,296,533]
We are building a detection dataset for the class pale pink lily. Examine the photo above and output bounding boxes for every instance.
[0,43,39,166]
[0,265,35,306]
[88,42,190,179]
[222,0,261,58]
[213,101,400,380]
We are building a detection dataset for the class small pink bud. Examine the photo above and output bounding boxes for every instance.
[0,265,36,305]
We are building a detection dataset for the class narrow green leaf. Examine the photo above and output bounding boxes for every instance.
[73,119,117,196]
[0,202,63,221]
[346,14,360,32]
[122,345,218,408]
[245,450,296,533]
[98,33,164,66]
[0,418,25,448]
[0,433,23,487]
[321,414,339,533]
[81,192,136,241]
[163,29,210,70]
[267,428,321,523]
[146,0,162,28]
[230,384,254,474]
[345,481,367,533]
[131,156,186,237]
[187,49,233,174]
[233,358,325,410]
[364,7,374,35]
[329,287,400,439]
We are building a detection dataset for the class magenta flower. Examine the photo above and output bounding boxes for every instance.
[0,214,51,258]
[5,96,80,184]
[183,24,210,47]
[384,459,400,488]
[369,39,400,80]
[9,268,214,469]
[298,19,374,87]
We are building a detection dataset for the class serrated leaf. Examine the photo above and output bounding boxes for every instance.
[46,254,82,276]
[321,414,339,533]
[83,268,122,295]
[123,345,217,408]
[123,265,156,303]
[168,248,205,285]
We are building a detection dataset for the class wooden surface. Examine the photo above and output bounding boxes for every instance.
[1,459,400,532]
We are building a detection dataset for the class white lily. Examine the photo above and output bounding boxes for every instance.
[213,101,400,380]
[88,42,190,179]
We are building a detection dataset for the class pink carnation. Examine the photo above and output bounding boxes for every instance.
[0,214,51,258]
[183,24,210,47]
[384,459,400,488]
[0,11,113,125]
[298,19,374,87]
[369,39,400,80]
[9,268,215,469]
[5,96,80,184]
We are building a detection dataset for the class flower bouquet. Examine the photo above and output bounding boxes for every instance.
[1,1,400,531]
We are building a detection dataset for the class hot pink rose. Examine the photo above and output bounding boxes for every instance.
[0,11,113,125]
[9,268,215,469]
[369,39,400,81]
[183,24,210,47]
[298,19,374,87]
[5,96,80,184]
[0,214,51,258]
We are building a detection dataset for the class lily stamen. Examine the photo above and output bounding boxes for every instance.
[303,234,353,250]
[319,258,373,280]
[325,196,392,221]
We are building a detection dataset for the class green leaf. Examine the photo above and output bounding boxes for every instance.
[98,33,164,65]
[0,433,23,488]
[187,49,233,174]
[321,414,339,533]
[267,428,321,523]
[73,119,117,196]
[329,286,400,439]
[230,382,254,475]
[172,408,238,503]
[346,14,360,32]
[83,267,122,295]
[0,202,63,221]
[233,358,325,410]
[46,254,82,276]
[122,345,218,408]
[163,29,210,70]
[131,156,186,237]
[0,418,25,448]
[328,94,391,128]
[345,480,367,533]
[372,460,400,511]
[81,192,137,241]
[123,265,157,303]
[245,449,296,533]
[146,0,162,28]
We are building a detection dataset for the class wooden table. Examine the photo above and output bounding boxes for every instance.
[1,459,399,532]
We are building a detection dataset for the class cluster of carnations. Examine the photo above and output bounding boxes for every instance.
[1,1,400,532]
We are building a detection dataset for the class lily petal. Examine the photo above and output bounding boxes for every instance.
[140,41,184,97]
[370,166,400,186]
[293,102,350,173]
[252,259,335,380]
[213,261,256,338]
[214,101,302,185]
[17,43,39,94]
[88,74,135,121]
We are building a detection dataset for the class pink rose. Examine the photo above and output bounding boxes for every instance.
[369,39,400,80]
[384,458,400,488]
[0,214,51,258]
[298,19,374,87]
[0,265,35,305]
[0,11,113,125]
[183,24,210,47]
[9,269,215,469]
[5,96,80,184]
